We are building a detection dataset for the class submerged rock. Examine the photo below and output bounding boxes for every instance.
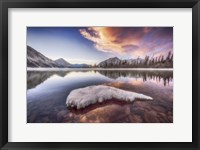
[66,85,153,109]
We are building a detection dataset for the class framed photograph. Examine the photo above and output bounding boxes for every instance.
[0,0,199,149]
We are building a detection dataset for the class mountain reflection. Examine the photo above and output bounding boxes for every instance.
[27,71,70,89]
[27,70,173,90]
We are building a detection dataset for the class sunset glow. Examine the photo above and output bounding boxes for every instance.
[27,27,173,65]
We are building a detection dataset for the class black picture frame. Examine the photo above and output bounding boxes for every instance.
[0,0,199,149]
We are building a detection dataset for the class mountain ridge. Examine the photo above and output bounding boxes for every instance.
[27,46,58,67]
[54,58,71,67]
[27,46,92,68]
[97,57,143,68]
[27,45,173,68]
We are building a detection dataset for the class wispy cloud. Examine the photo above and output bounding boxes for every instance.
[79,27,173,58]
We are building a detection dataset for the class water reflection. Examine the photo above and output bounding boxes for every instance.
[98,70,173,86]
[27,70,173,90]
[27,69,173,123]
[65,100,172,123]
[27,71,70,89]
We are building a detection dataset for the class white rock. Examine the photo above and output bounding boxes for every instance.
[66,85,153,109]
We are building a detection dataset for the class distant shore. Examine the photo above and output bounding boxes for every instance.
[27,67,173,71]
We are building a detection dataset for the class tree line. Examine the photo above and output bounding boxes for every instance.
[94,51,173,68]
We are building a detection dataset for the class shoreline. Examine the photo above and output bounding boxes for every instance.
[27,67,173,71]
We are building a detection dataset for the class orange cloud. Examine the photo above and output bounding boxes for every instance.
[79,27,173,58]
[80,27,124,53]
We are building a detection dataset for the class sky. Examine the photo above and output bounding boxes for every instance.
[27,27,173,65]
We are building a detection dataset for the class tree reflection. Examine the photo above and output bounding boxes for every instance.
[27,70,173,90]
[97,70,173,86]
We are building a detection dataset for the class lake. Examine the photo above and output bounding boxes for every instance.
[27,69,173,123]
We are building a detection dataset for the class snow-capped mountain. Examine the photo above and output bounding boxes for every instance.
[54,58,71,67]
[98,57,121,67]
[54,58,91,68]
[27,46,58,67]
[27,46,91,68]
[97,57,143,68]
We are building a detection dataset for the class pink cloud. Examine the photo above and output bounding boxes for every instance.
[79,27,173,58]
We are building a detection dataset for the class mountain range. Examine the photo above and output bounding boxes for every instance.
[27,46,91,68]
[27,45,173,68]
[97,57,143,68]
